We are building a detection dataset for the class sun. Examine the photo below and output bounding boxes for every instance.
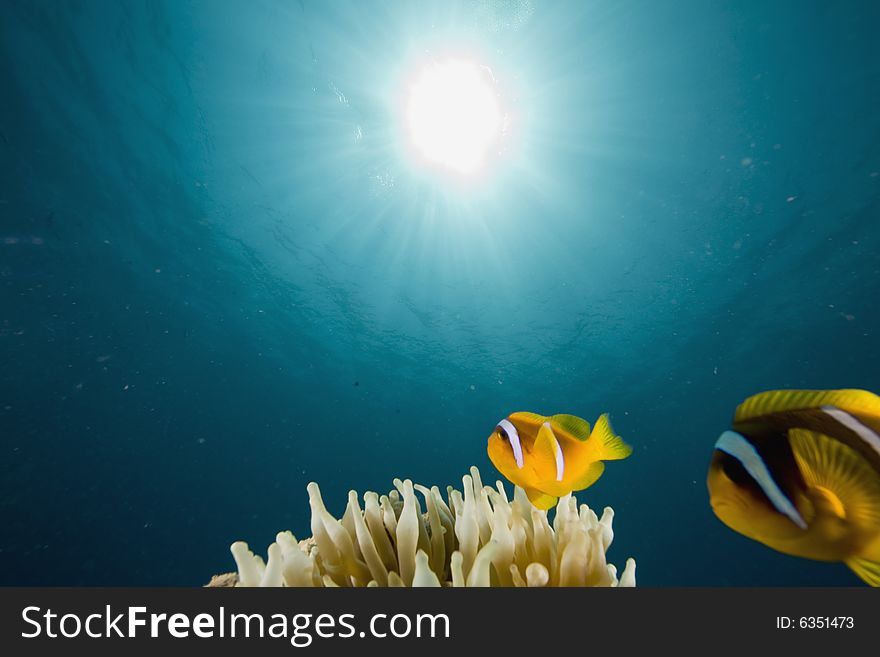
[404,58,506,176]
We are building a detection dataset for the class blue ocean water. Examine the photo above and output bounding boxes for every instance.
[1,0,879,586]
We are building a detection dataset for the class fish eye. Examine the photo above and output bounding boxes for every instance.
[498,427,509,441]
[721,454,753,487]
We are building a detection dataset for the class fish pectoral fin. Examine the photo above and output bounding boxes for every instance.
[735,389,880,424]
[532,422,562,479]
[571,461,605,491]
[590,414,633,461]
[551,414,591,441]
[788,428,880,527]
[845,557,880,587]
[524,487,558,510]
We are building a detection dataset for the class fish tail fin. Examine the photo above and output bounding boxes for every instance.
[590,414,633,461]
[845,557,880,587]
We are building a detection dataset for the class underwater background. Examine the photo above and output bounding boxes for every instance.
[1,0,879,586]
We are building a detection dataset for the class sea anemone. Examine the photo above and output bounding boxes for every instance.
[209,466,636,587]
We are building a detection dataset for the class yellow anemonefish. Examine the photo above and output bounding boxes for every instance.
[707,388,880,586]
[487,411,633,510]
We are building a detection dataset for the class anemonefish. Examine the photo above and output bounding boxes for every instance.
[487,411,633,510]
[707,388,880,586]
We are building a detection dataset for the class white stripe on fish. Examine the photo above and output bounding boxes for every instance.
[497,419,524,469]
[543,421,565,481]
[715,430,807,530]
[821,406,880,459]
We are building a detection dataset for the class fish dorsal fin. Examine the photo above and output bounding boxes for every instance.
[589,414,633,461]
[532,422,563,482]
[551,414,591,441]
[736,389,880,424]
[788,428,880,529]
[571,461,605,492]
[524,487,558,511]
[510,411,546,426]
[845,557,880,587]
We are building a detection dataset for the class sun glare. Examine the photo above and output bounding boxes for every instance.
[405,58,505,176]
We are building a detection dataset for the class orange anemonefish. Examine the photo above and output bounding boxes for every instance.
[487,411,633,510]
[707,388,880,586]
